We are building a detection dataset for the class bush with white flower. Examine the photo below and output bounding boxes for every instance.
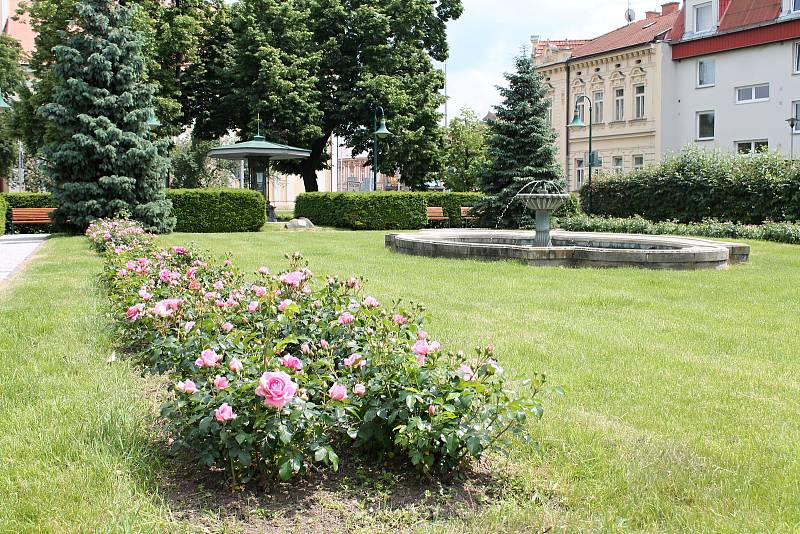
[87,219,548,483]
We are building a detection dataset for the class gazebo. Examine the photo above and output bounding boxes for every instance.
[208,131,311,222]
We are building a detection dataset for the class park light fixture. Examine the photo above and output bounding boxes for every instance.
[788,116,798,162]
[372,106,392,191]
[567,95,594,214]
[0,94,10,111]
[146,109,161,127]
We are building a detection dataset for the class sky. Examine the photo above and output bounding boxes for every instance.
[441,0,674,120]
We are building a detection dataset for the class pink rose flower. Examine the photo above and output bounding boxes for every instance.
[176,380,197,394]
[153,298,182,318]
[137,257,149,266]
[280,354,303,372]
[229,358,243,373]
[252,285,267,297]
[222,322,234,333]
[278,299,294,312]
[126,303,145,321]
[213,376,229,389]
[354,383,366,396]
[159,268,171,283]
[392,314,408,325]
[256,371,298,409]
[258,266,269,275]
[363,296,380,308]
[346,277,360,289]
[184,321,196,332]
[138,288,152,301]
[300,343,312,355]
[126,260,136,271]
[338,312,355,325]
[195,349,221,368]
[417,330,428,340]
[213,280,224,290]
[171,246,187,254]
[214,403,237,423]
[412,339,430,356]
[247,301,259,312]
[459,363,474,381]
[427,404,437,415]
[186,267,197,279]
[328,383,347,401]
[429,341,441,352]
[343,353,366,368]
[279,271,304,288]
[224,259,233,266]
[320,339,329,349]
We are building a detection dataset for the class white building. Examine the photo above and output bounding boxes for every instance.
[662,0,800,157]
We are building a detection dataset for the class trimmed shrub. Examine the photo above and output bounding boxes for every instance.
[0,195,7,236]
[581,149,799,224]
[1,192,57,234]
[295,192,428,230]
[556,214,800,245]
[166,188,265,233]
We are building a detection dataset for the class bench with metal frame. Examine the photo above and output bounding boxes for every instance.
[10,207,55,233]
[426,206,449,227]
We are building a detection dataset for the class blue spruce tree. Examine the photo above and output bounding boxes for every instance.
[41,0,175,233]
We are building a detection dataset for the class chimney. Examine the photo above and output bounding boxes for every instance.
[661,2,679,15]
[646,10,660,19]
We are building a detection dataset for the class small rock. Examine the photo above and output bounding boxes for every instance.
[285,218,315,230]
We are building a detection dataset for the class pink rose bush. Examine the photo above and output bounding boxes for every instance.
[88,219,546,483]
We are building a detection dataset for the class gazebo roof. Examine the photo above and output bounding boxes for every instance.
[207,135,311,161]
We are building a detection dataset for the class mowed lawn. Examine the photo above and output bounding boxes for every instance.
[2,228,799,532]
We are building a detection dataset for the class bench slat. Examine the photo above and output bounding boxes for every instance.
[11,208,55,225]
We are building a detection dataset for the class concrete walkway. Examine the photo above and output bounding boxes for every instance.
[0,234,49,283]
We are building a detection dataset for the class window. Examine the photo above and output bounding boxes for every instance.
[594,91,604,122]
[695,2,714,33]
[546,99,553,126]
[614,88,624,121]
[575,159,585,189]
[795,0,800,11]
[698,60,715,87]
[736,84,770,103]
[697,111,715,140]
[794,43,800,73]
[634,85,646,119]
[736,140,769,154]
[613,156,623,173]
[633,155,645,169]
[793,101,800,133]
[575,94,585,123]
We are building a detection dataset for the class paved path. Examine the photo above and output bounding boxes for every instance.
[0,234,49,283]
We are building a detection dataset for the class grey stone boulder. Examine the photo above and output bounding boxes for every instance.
[285,217,315,230]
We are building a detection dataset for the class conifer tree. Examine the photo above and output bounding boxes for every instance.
[40,0,175,233]
[476,54,563,229]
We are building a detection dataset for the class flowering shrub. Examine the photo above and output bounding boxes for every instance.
[87,219,546,483]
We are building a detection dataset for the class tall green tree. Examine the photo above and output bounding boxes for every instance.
[40,0,175,232]
[0,34,26,179]
[476,54,562,228]
[442,107,488,192]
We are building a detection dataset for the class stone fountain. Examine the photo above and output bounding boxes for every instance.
[518,193,571,247]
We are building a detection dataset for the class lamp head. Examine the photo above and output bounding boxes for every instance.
[146,109,161,127]
[567,110,585,128]
[374,117,392,139]
[0,94,10,111]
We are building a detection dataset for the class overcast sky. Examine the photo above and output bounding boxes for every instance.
[441,0,673,119]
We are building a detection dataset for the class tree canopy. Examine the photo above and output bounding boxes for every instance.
[442,108,488,192]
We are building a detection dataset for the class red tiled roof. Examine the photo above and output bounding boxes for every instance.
[718,0,781,32]
[533,39,590,57]
[571,11,679,59]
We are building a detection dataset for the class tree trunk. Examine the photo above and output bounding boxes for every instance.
[300,133,331,192]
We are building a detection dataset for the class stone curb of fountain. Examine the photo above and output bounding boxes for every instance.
[385,229,750,270]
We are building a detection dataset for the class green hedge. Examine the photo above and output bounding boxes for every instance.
[1,192,57,234]
[295,192,428,230]
[417,192,484,226]
[556,214,800,245]
[166,188,266,233]
[580,149,800,224]
[0,195,7,235]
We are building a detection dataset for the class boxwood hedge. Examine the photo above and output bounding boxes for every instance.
[0,195,7,235]
[581,149,800,224]
[166,188,266,233]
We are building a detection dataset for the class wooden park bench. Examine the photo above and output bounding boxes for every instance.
[426,206,449,227]
[10,207,55,233]
[460,206,478,227]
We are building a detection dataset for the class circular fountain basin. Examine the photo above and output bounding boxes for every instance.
[385,229,750,270]
[517,193,570,211]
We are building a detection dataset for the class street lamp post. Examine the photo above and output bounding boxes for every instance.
[372,106,392,191]
[567,95,594,215]
[787,116,798,162]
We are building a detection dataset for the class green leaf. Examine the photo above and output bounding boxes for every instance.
[314,447,326,462]
[278,460,293,481]
[278,424,292,444]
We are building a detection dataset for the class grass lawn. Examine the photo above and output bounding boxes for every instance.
[2,227,800,532]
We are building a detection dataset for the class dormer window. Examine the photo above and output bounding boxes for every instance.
[695,2,714,33]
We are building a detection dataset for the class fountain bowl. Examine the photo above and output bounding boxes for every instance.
[517,193,570,211]
[385,229,750,270]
